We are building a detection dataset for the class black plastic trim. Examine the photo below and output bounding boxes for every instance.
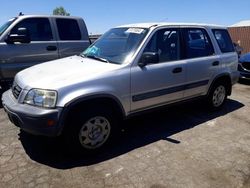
[207,73,232,96]
[62,94,126,119]
[132,80,209,102]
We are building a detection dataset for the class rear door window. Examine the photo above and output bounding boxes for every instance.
[56,19,81,40]
[182,28,214,59]
[212,29,235,53]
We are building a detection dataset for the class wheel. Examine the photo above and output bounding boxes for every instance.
[207,82,227,110]
[78,115,111,150]
[63,106,118,153]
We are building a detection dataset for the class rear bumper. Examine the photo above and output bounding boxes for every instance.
[2,89,64,137]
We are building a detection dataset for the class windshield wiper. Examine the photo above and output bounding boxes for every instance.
[85,55,109,63]
[78,54,85,58]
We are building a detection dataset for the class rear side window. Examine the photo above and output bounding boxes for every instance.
[212,29,235,53]
[183,28,214,59]
[56,19,81,40]
[11,18,53,41]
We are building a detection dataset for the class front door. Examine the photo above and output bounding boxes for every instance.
[0,17,59,79]
[131,28,186,112]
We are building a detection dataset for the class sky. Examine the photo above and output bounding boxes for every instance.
[0,0,250,34]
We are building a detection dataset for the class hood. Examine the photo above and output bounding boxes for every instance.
[16,55,122,89]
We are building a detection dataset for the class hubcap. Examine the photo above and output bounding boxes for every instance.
[79,116,111,149]
[212,85,226,107]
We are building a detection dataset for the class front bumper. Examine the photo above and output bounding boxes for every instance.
[2,89,64,137]
[238,64,250,80]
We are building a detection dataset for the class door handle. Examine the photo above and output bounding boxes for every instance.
[46,46,57,51]
[172,67,182,74]
[212,61,220,66]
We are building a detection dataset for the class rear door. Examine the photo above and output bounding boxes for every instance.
[181,27,220,98]
[131,28,187,112]
[212,29,238,74]
[55,18,90,58]
[0,17,59,78]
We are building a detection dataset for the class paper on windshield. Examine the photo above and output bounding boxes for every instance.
[126,28,144,34]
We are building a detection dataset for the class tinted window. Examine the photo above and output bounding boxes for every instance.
[0,18,17,36]
[82,28,148,64]
[56,19,81,40]
[212,29,235,53]
[11,18,53,41]
[183,28,214,59]
[144,28,180,62]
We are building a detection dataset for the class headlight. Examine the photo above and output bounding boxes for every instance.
[24,89,57,108]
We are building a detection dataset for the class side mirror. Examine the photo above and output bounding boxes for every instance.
[138,52,159,67]
[5,28,30,44]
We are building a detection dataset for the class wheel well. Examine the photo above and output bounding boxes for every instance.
[210,75,232,96]
[64,97,125,123]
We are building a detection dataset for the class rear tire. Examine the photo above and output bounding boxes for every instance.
[207,81,228,110]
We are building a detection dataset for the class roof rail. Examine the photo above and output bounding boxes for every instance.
[19,12,24,16]
[149,24,158,28]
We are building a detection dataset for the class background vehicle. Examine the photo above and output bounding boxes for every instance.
[238,52,250,80]
[2,23,239,152]
[0,14,90,89]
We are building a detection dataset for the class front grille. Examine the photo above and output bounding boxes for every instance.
[242,62,250,71]
[12,82,22,99]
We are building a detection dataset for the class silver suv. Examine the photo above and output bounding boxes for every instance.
[2,23,239,151]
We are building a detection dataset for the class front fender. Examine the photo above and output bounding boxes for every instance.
[57,84,130,116]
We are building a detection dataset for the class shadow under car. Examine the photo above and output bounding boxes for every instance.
[17,98,244,169]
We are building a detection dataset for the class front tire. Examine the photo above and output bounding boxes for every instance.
[64,106,117,153]
[78,115,111,150]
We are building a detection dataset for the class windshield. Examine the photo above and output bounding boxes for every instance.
[0,18,16,36]
[82,27,148,64]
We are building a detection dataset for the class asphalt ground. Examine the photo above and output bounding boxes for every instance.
[0,82,250,188]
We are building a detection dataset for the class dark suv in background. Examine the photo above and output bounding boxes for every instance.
[238,52,250,80]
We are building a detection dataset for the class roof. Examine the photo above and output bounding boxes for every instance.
[230,20,250,27]
[16,14,82,20]
[117,22,226,29]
